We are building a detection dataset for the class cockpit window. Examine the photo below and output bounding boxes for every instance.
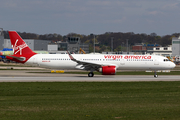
[163,59,170,62]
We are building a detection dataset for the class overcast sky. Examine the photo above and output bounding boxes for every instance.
[1,0,180,36]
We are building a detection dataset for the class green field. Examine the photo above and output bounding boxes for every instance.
[0,82,180,120]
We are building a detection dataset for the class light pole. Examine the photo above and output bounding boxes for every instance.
[94,35,95,54]
[111,37,113,52]
[126,39,128,54]
[121,42,124,54]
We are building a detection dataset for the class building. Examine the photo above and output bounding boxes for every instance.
[172,37,180,56]
[47,43,68,54]
[67,37,81,53]
[146,46,172,56]
[4,39,51,51]
[79,44,89,53]
[131,43,147,54]
[47,37,89,54]
[132,43,160,55]
[0,28,4,50]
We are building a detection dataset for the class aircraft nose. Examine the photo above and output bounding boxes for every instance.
[170,62,176,69]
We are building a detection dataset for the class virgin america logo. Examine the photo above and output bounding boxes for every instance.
[12,39,28,55]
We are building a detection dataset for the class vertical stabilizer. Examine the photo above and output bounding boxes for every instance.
[8,31,35,56]
[6,31,36,63]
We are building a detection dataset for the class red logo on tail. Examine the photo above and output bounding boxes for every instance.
[12,39,28,55]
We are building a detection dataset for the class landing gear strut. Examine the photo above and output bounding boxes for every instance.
[88,72,94,77]
[154,71,158,78]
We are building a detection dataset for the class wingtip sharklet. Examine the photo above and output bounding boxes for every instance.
[67,51,74,60]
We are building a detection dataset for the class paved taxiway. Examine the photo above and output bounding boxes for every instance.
[0,76,180,82]
[0,70,180,82]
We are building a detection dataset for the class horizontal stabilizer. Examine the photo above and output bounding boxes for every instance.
[6,55,26,61]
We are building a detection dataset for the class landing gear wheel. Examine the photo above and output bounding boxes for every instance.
[154,74,158,78]
[154,71,158,78]
[88,72,94,77]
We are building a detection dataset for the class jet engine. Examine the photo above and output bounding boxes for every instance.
[99,66,116,75]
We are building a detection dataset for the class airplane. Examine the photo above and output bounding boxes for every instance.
[6,31,176,78]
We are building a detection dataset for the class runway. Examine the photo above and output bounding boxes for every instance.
[0,69,180,82]
[0,75,180,82]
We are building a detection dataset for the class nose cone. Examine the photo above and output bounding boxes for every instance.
[170,62,176,69]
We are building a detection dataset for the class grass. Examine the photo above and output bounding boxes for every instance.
[0,82,180,120]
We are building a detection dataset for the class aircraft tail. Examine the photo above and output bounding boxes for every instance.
[8,31,35,55]
[6,31,36,63]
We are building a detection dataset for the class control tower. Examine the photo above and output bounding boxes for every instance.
[67,37,81,53]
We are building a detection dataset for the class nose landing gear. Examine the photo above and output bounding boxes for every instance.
[154,71,158,78]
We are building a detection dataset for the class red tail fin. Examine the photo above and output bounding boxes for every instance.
[8,31,35,55]
[6,31,36,63]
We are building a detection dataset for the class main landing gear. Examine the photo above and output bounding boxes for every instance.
[88,72,94,77]
[154,71,158,78]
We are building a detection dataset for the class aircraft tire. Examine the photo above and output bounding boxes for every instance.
[88,72,94,77]
[154,75,158,78]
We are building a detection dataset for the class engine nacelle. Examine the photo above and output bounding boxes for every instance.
[99,66,116,75]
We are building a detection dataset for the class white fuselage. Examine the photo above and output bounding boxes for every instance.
[26,54,175,71]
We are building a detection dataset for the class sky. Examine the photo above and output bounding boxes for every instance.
[1,0,180,36]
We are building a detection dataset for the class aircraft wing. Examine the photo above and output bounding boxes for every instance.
[67,51,103,71]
